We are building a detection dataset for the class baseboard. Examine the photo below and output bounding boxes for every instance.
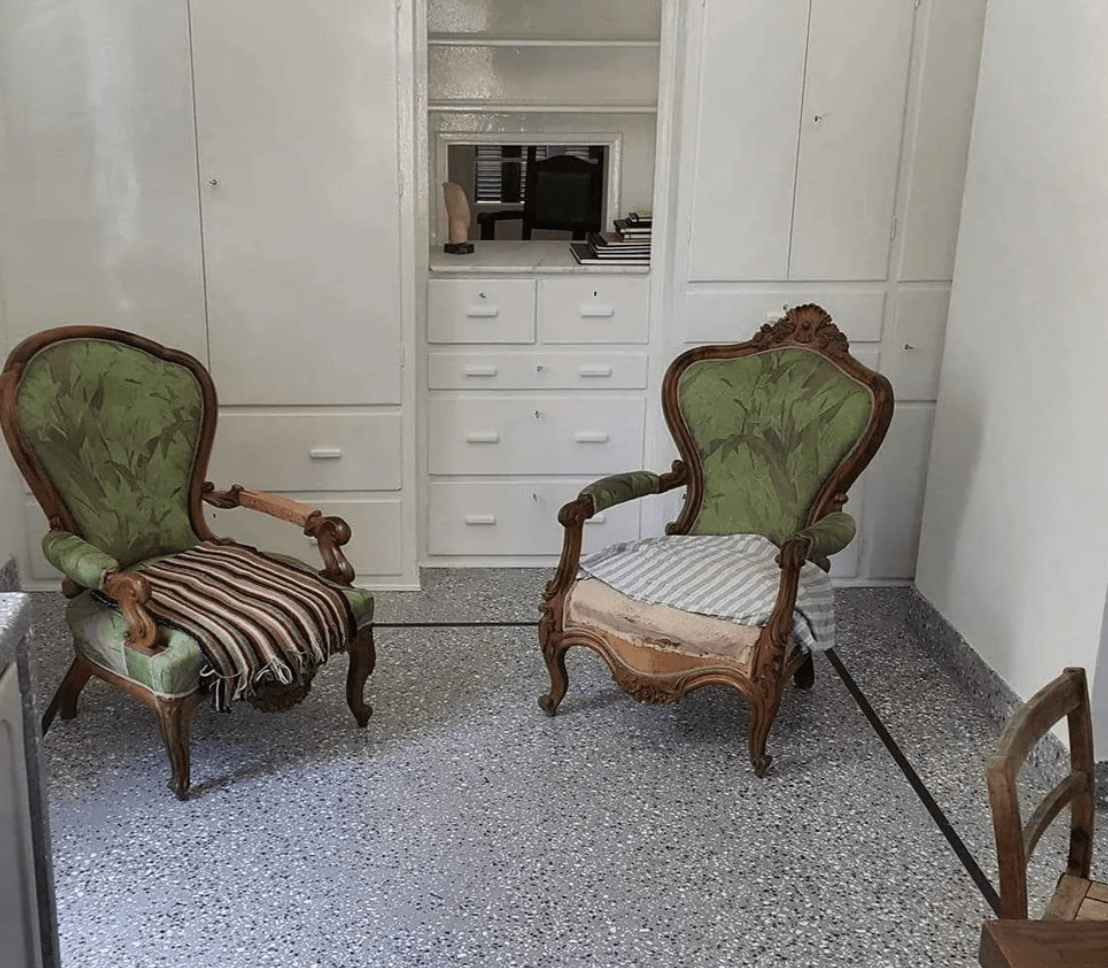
[906,586,1106,808]
[0,555,19,593]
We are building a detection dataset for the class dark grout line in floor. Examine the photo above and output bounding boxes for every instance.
[827,647,1001,915]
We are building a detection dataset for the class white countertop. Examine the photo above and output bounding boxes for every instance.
[429,241,651,275]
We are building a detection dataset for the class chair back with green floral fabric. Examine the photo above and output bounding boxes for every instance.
[663,305,893,545]
[0,328,217,567]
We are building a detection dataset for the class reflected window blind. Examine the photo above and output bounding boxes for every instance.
[474,145,594,203]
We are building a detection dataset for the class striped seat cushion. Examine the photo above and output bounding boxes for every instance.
[135,541,355,710]
[577,533,834,652]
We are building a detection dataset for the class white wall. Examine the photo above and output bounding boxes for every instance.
[915,1,1108,746]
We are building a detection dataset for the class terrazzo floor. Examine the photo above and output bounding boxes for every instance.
[27,570,1108,968]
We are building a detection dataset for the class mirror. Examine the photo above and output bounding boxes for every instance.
[445,142,611,241]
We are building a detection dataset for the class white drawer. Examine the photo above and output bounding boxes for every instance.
[682,289,886,344]
[205,496,405,578]
[428,480,641,556]
[209,412,402,492]
[427,350,649,390]
[428,278,536,344]
[427,395,645,476]
[538,277,650,343]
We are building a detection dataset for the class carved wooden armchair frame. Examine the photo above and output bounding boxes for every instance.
[539,305,894,775]
[0,326,375,798]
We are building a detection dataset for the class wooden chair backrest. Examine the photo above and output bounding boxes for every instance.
[0,326,220,566]
[985,667,1096,919]
[660,304,894,543]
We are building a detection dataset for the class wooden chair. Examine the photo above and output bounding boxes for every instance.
[478,153,603,241]
[0,327,376,799]
[538,304,893,775]
[984,667,1107,921]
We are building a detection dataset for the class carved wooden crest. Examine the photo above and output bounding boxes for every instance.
[749,303,851,362]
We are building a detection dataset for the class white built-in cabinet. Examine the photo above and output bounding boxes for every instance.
[425,259,651,558]
[420,0,664,564]
[0,0,416,588]
[667,0,987,580]
[0,0,986,586]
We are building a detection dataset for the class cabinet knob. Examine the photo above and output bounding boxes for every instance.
[813,114,825,124]
[208,178,219,187]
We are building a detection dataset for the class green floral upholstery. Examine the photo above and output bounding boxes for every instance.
[66,592,206,699]
[795,511,856,561]
[582,471,662,514]
[15,339,204,566]
[677,348,874,544]
[42,530,119,590]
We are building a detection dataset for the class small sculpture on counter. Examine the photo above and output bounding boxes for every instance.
[442,182,475,255]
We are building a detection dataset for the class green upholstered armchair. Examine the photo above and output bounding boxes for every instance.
[538,304,894,775]
[0,327,376,799]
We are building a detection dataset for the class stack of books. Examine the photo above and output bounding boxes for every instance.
[570,211,652,266]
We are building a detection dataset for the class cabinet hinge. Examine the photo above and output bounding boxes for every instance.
[890,217,898,241]
[400,344,407,368]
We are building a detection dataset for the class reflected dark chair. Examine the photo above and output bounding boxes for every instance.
[478,154,603,241]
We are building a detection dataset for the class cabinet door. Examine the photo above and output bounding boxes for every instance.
[0,0,207,362]
[191,0,402,405]
[859,403,936,579]
[897,0,987,281]
[788,0,915,280]
[683,0,810,282]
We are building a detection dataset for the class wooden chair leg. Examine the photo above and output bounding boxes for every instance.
[41,655,94,735]
[748,687,784,778]
[793,653,815,690]
[346,625,375,727]
[538,639,570,716]
[153,692,202,801]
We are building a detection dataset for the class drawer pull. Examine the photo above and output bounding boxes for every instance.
[463,364,499,377]
[586,513,607,524]
[309,448,344,460]
[578,364,613,378]
[574,431,610,444]
[465,306,500,318]
[465,431,501,444]
[578,304,615,318]
[464,514,497,526]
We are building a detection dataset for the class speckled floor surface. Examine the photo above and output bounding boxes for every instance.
[27,572,1107,968]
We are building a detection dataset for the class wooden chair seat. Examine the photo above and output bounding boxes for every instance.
[1044,875,1108,922]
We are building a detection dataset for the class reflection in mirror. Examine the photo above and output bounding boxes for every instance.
[447,143,608,241]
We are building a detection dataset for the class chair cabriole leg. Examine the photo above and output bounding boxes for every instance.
[747,686,783,778]
[42,655,94,734]
[153,692,202,801]
[793,653,815,690]
[346,625,375,727]
[538,638,570,716]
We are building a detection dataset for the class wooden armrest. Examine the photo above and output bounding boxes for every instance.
[542,460,689,610]
[102,571,158,653]
[237,489,317,527]
[202,483,356,586]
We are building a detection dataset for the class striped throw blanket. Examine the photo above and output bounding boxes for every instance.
[136,542,354,711]
[578,533,835,652]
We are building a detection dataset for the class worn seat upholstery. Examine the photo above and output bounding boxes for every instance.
[538,304,894,775]
[0,327,376,799]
